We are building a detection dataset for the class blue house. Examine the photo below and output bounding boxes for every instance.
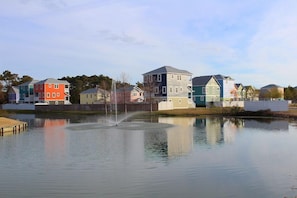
[19,80,39,103]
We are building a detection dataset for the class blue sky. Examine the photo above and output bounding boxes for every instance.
[1,0,297,88]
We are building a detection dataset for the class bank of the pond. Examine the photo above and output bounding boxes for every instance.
[154,107,297,119]
[0,117,28,136]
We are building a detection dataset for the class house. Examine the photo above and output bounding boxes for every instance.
[34,78,71,104]
[234,83,246,101]
[192,75,220,107]
[214,75,236,101]
[7,86,19,103]
[19,80,39,103]
[259,84,284,100]
[143,66,194,109]
[244,86,257,101]
[80,87,110,104]
[112,85,144,104]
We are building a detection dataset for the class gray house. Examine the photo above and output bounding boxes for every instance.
[143,66,194,109]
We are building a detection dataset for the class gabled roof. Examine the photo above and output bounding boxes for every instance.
[193,75,212,85]
[35,78,69,85]
[235,83,243,88]
[8,86,19,94]
[117,86,143,93]
[143,66,192,75]
[261,84,283,89]
[214,74,234,81]
[80,87,108,94]
[192,75,218,86]
[19,80,39,87]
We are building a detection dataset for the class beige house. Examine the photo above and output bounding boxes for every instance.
[259,84,284,100]
[112,86,144,104]
[143,66,195,109]
[80,87,110,104]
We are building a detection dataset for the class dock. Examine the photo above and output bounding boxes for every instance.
[0,117,28,136]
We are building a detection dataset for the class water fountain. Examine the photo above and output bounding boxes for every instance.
[67,80,173,131]
[111,79,118,126]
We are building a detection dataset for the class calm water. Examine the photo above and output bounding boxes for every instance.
[1,114,297,198]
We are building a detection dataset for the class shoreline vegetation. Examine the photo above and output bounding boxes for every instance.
[1,106,297,134]
[1,106,297,119]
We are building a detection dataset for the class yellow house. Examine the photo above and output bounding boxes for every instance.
[80,87,110,104]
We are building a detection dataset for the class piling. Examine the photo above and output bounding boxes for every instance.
[0,117,28,136]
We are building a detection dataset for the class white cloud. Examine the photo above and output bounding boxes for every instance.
[1,0,297,87]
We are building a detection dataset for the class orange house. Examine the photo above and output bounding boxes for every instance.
[34,78,71,104]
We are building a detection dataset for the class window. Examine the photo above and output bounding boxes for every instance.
[54,84,59,89]
[200,96,204,101]
[149,75,153,82]
[154,87,159,94]
[162,86,166,94]
[175,87,178,93]
[169,87,173,93]
[48,84,52,88]
[57,93,60,97]
[202,87,206,94]
[65,85,69,88]
[47,92,50,98]
[52,93,56,98]
[157,74,162,82]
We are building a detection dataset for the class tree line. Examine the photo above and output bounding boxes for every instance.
[1,69,297,104]
[0,70,136,104]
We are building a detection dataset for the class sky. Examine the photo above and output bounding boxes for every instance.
[1,0,297,88]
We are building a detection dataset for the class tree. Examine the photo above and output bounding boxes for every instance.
[100,79,110,116]
[285,86,297,102]
[119,72,130,114]
[0,70,19,88]
[60,74,112,104]
[143,74,155,112]
[260,87,282,100]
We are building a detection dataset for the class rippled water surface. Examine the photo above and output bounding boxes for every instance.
[1,115,297,198]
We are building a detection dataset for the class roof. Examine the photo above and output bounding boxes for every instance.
[18,80,39,87]
[35,78,69,85]
[143,66,192,75]
[214,74,234,81]
[80,87,108,94]
[116,85,143,92]
[261,84,283,89]
[192,75,214,86]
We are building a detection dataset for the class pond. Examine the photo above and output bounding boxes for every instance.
[1,114,297,198]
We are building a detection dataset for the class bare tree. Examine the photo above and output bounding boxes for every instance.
[143,74,155,112]
[100,80,110,116]
[119,72,130,114]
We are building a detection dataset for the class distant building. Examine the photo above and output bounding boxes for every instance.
[214,75,235,101]
[244,85,258,101]
[143,66,194,109]
[80,87,110,104]
[234,83,246,101]
[7,86,19,104]
[192,75,220,107]
[112,85,144,104]
[259,84,284,100]
[19,80,39,103]
[34,78,71,104]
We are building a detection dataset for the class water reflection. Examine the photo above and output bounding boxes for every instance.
[1,114,296,198]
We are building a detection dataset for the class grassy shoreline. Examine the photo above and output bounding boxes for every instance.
[1,107,297,119]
